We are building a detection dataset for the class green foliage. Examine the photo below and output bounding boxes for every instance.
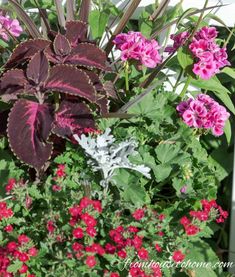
[177,46,194,71]
[191,77,235,115]
[89,10,109,39]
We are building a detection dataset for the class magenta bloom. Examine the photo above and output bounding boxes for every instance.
[194,26,218,41]
[177,94,230,136]
[165,31,190,53]
[182,100,207,128]
[189,27,230,79]
[0,13,22,41]
[113,31,161,68]
[167,26,229,80]
[193,57,217,80]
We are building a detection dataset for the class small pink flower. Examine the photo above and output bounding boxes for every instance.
[172,250,185,263]
[182,100,207,128]
[192,59,217,80]
[0,13,22,41]
[132,209,145,220]
[189,39,208,57]
[47,220,56,234]
[52,185,62,192]
[85,255,96,268]
[195,26,218,41]
[165,31,190,53]
[4,225,14,233]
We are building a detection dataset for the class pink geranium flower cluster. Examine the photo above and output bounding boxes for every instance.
[113,31,162,68]
[177,94,230,136]
[0,12,22,41]
[189,26,230,79]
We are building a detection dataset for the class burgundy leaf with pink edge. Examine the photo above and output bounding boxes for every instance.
[103,81,118,99]
[84,70,103,91]
[44,45,62,64]
[53,33,71,56]
[84,70,109,114]
[65,20,88,47]
[26,52,49,84]
[95,93,109,115]
[5,39,51,69]
[66,43,107,70]
[53,100,95,138]
[0,69,27,96]
[44,65,96,102]
[8,99,53,170]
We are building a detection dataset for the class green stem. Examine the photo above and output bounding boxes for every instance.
[173,68,183,92]
[179,75,192,98]
[189,0,209,40]
[224,25,235,48]
[125,62,130,92]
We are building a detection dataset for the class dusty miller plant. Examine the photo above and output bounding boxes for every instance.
[74,128,151,189]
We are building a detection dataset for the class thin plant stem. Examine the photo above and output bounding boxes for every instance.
[179,75,192,98]
[173,68,183,92]
[189,0,209,40]
[124,62,130,92]
[224,25,235,48]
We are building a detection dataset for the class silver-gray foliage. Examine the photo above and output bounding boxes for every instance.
[74,128,151,187]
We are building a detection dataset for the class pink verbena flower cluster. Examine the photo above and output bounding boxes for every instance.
[165,31,190,53]
[113,31,162,68]
[177,94,230,136]
[189,26,230,79]
[0,12,22,41]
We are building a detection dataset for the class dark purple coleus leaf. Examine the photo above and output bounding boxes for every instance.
[65,20,88,47]
[54,33,71,56]
[66,43,107,70]
[84,70,103,92]
[103,81,118,100]
[8,99,53,170]
[26,51,49,84]
[44,65,96,102]
[84,70,109,114]
[53,100,95,138]
[1,53,97,104]
[5,39,51,69]
[0,69,27,98]
[45,32,108,70]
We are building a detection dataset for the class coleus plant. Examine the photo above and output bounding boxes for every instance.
[0,21,111,172]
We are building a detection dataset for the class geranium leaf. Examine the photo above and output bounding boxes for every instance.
[8,99,53,170]
[5,39,51,69]
[0,69,27,97]
[53,100,95,138]
[66,43,107,70]
[45,65,96,102]
[65,20,88,47]
[26,52,49,84]
[53,34,71,56]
